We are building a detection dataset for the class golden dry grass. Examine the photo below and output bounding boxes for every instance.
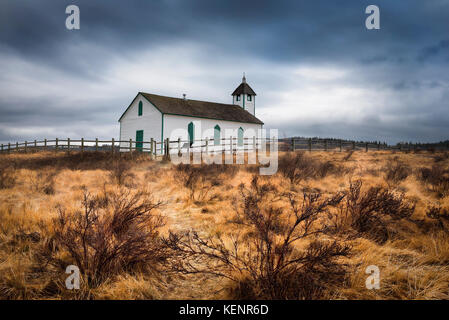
[0,150,448,299]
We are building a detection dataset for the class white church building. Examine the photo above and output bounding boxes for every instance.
[118,75,264,153]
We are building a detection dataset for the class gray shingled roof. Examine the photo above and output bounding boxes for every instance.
[231,82,257,96]
[118,92,264,125]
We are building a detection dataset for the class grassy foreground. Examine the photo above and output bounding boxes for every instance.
[0,150,448,300]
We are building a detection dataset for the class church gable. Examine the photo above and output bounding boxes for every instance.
[118,93,162,122]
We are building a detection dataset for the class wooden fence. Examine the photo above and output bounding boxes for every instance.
[0,137,446,157]
[282,138,387,152]
[281,138,449,152]
[0,137,270,158]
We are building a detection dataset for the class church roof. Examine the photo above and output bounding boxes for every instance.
[118,92,264,125]
[231,82,257,96]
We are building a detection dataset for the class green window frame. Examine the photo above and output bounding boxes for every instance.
[138,101,143,116]
[214,125,221,146]
[247,95,252,101]
[236,95,240,101]
[238,127,244,146]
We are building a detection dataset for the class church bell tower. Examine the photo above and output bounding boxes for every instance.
[231,73,256,116]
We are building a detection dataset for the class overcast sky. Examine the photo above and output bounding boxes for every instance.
[0,0,448,144]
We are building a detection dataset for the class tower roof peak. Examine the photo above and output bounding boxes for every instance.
[232,74,256,96]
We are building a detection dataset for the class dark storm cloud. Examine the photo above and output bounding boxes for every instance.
[418,39,449,62]
[0,0,448,144]
[3,0,447,66]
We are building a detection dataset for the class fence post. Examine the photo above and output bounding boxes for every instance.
[129,139,132,155]
[111,138,114,155]
[308,138,312,152]
[166,138,170,156]
[1,144,2,153]
[24,141,27,153]
[178,138,181,155]
[187,139,190,160]
[67,138,70,154]
[81,138,84,155]
[339,140,342,152]
[205,138,209,154]
[352,141,355,150]
[377,142,380,151]
[230,136,233,155]
[95,138,98,152]
[325,140,328,152]
[44,139,47,151]
[365,142,368,152]
[34,140,37,152]
[55,138,58,153]
[150,138,154,159]
[8,143,11,154]
[292,138,295,151]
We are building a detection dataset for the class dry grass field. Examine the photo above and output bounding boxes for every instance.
[0,149,449,300]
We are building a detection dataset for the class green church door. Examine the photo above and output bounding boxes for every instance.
[188,122,194,146]
[136,130,144,152]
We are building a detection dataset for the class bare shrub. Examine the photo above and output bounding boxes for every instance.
[364,168,381,177]
[14,231,41,243]
[166,176,351,299]
[175,163,237,202]
[384,160,411,186]
[39,189,168,287]
[0,163,16,189]
[7,152,114,171]
[426,205,449,231]
[433,152,449,163]
[278,152,342,184]
[29,170,57,195]
[109,160,134,186]
[278,152,315,184]
[333,180,415,243]
[2,151,151,172]
[417,164,449,197]
[316,160,339,178]
[278,152,317,184]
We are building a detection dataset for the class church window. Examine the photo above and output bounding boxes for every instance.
[238,127,244,146]
[214,125,221,145]
[138,101,143,116]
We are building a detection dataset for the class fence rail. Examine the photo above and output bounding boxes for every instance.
[0,137,447,157]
